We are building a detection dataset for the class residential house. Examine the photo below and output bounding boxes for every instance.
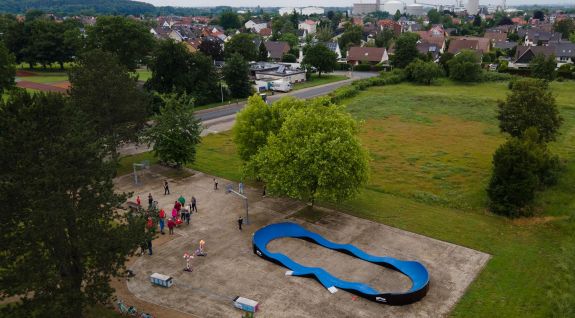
[297,29,308,41]
[377,19,402,36]
[347,47,389,65]
[265,41,291,61]
[417,42,442,61]
[317,42,343,59]
[493,41,518,51]
[554,43,575,66]
[259,28,273,38]
[298,20,318,35]
[448,37,491,54]
[245,19,268,33]
[416,26,446,54]
[509,46,555,68]
[524,29,562,46]
[484,31,507,44]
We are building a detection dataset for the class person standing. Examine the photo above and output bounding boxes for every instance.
[147,239,153,255]
[213,178,218,190]
[238,216,243,231]
[148,193,153,207]
[164,180,170,195]
[168,218,175,235]
[191,196,197,213]
[239,182,244,195]
[262,185,266,197]
[158,209,166,235]
[136,195,141,206]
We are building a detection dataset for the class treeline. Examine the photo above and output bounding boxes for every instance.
[0,0,156,16]
[0,0,237,17]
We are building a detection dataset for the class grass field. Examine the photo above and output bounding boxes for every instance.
[162,79,575,317]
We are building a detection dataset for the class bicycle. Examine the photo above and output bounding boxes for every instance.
[116,298,155,318]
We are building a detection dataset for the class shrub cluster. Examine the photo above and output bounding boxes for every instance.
[329,70,405,103]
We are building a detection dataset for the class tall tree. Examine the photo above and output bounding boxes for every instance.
[447,50,482,82]
[147,40,220,105]
[87,16,155,71]
[0,90,148,318]
[249,101,370,208]
[225,33,258,61]
[393,32,420,68]
[497,78,562,142]
[198,37,224,61]
[258,40,269,61]
[554,18,574,39]
[143,93,202,167]
[233,95,306,161]
[223,53,252,98]
[316,26,334,42]
[0,41,16,94]
[338,24,363,57]
[530,53,557,81]
[219,11,241,30]
[69,49,150,154]
[375,28,394,48]
[302,43,337,77]
[533,10,545,21]
[427,9,441,24]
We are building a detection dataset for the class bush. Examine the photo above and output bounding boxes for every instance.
[405,59,443,85]
[335,63,351,71]
[354,64,372,72]
[448,50,482,82]
[557,64,574,79]
[481,71,514,82]
[328,71,406,103]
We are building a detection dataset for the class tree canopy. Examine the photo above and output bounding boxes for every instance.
[233,95,306,162]
[0,41,16,94]
[393,32,420,68]
[143,94,202,167]
[405,59,443,85]
[447,50,482,82]
[87,16,155,71]
[302,44,337,77]
[225,33,258,61]
[223,53,253,98]
[487,129,559,217]
[198,38,224,61]
[219,11,241,30]
[69,49,150,153]
[0,90,148,317]
[248,99,370,207]
[497,78,562,142]
[530,53,557,81]
[146,40,220,105]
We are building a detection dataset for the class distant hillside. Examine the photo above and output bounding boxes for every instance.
[0,0,157,15]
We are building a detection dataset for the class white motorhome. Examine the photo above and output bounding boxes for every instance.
[270,80,293,92]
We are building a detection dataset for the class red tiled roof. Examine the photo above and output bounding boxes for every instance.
[347,47,386,62]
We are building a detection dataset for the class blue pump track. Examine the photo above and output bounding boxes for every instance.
[252,222,430,305]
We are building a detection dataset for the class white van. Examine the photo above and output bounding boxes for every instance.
[270,80,293,92]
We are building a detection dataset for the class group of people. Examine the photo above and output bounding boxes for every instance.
[156,195,198,235]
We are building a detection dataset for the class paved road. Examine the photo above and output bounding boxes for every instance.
[195,71,377,122]
[119,72,378,156]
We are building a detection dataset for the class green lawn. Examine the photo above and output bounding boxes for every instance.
[165,79,575,317]
[294,74,347,90]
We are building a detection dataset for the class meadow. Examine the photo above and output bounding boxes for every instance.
[170,79,575,317]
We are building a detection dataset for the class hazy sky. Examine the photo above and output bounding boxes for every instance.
[139,0,573,7]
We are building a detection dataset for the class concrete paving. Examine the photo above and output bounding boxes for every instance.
[115,168,490,318]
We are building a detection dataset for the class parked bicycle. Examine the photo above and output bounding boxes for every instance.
[116,299,154,318]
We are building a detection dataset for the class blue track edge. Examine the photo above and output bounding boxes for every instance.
[252,222,430,305]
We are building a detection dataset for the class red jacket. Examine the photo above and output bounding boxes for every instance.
[168,220,176,228]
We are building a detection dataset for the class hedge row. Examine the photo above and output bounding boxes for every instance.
[329,70,406,104]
